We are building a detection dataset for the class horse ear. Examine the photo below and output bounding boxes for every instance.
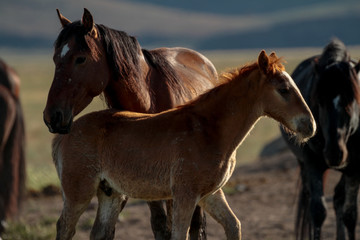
[56,9,71,28]
[82,8,98,38]
[258,50,269,74]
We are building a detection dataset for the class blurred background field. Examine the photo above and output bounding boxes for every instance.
[1,46,360,191]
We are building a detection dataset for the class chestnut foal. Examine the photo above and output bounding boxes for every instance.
[52,51,316,240]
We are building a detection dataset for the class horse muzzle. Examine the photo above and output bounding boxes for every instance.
[43,109,73,134]
[323,147,348,169]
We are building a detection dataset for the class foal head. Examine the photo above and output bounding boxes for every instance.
[44,9,112,133]
[315,58,360,168]
[257,51,316,142]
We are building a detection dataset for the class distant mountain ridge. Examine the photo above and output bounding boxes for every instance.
[0,0,359,50]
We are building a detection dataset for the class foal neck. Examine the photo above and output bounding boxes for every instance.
[188,68,264,152]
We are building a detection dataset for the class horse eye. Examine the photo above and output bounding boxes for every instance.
[75,57,86,65]
[278,88,290,95]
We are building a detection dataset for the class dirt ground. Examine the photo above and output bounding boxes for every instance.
[21,141,360,240]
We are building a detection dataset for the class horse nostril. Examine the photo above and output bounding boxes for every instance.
[52,110,63,125]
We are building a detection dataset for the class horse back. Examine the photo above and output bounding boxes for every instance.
[291,56,319,105]
[143,47,220,111]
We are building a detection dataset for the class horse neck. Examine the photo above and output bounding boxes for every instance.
[190,69,264,152]
[104,52,151,112]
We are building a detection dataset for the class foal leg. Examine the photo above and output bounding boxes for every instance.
[199,189,241,240]
[171,194,199,240]
[56,196,93,240]
[166,200,207,240]
[90,187,128,240]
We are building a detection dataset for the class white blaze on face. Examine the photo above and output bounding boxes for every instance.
[333,95,341,110]
[281,71,301,92]
[60,43,70,58]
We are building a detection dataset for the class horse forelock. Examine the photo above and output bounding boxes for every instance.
[319,38,348,67]
[316,60,360,110]
[54,21,89,51]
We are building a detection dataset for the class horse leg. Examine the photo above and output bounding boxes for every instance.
[199,189,241,240]
[90,186,128,240]
[171,194,199,240]
[342,175,359,240]
[298,154,327,240]
[334,174,346,240]
[148,200,171,240]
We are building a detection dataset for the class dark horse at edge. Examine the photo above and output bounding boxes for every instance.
[281,39,360,240]
[43,9,221,240]
[0,59,26,235]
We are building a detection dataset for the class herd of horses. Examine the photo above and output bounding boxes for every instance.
[1,7,360,240]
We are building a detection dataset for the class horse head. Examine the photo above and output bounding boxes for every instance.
[315,59,360,169]
[258,51,316,142]
[43,9,110,134]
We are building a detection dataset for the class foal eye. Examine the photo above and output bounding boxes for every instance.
[75,57,86,65]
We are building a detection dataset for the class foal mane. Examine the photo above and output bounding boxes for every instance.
[180,56,285,109]
[221,54,284,82]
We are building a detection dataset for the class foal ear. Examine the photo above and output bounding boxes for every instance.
[82,8,98,38]
[56,9,71,28]
[258,50,269,74]
[269,52,278,59]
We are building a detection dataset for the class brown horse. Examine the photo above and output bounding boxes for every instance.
[0,59,25,235]
[43,8,220,240]
[52,51,316,240]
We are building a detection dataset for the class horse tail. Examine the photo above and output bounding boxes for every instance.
[295,178,311,240]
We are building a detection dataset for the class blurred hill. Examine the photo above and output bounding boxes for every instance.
[0,0,359,50]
